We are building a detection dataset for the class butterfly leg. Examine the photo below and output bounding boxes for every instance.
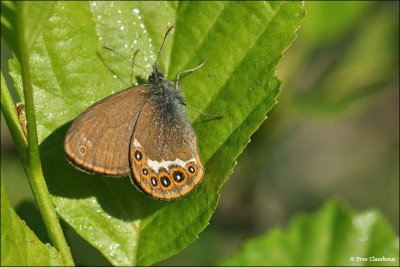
[129,50,140,86]
[97,50,130,87]
[175,60,222,119]
[183,104,223,119]
[175,60,207,91]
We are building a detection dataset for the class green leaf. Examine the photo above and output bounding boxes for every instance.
[220,200,399,266]
[8,1,305,265]
[1,172,64,266]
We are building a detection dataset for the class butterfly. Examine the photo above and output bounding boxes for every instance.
[64,25,207,200]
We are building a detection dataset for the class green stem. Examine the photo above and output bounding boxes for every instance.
[2,72,74,266]
[19,57,75,266]
[9,5,75,266]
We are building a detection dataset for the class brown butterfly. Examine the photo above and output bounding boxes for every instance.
[64,25,207,200]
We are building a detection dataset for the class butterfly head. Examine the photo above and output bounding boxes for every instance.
[147,64,185,106]
[148,64,165,84]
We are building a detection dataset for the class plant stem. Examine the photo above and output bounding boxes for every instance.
[12,5,75,265]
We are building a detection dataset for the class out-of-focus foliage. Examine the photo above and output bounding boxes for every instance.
[221,200,399,266]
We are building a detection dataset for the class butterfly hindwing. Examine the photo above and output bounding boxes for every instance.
[129,97,204,200]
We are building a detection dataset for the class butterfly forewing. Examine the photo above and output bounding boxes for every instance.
[64,85,149,176]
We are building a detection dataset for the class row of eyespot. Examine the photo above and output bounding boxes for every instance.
[134,149,197,188]
[143,164,197,188]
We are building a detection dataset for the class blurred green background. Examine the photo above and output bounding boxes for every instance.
[1,1,398,266]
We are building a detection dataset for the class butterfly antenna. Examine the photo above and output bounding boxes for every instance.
[155,24,175,64]
[102,46,147,73]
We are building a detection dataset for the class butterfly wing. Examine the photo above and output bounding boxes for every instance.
[64,85,149,176]
[129,98,204,200]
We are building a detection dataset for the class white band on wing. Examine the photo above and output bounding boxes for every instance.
[133,139,195,173]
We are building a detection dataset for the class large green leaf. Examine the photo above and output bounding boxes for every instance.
[220,200,399,266]
[1,172,64,266]
[7,1,305,265]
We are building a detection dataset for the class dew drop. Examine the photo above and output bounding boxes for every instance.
[120,26,125,31]
[117,9,122,14]
[133,8,140,14]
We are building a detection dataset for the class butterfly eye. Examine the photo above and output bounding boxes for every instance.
[172,170,185,183]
